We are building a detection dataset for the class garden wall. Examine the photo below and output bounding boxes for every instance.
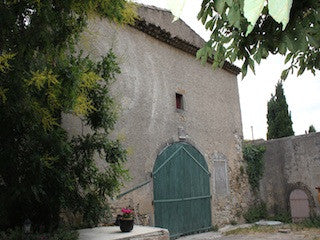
[254,132,320,216]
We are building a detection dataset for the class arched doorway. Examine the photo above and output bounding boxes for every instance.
[153,142,212,238]
[290,189,310,222]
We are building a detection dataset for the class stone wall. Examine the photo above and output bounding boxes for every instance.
[63,5,251,228]
[254,133,320,216]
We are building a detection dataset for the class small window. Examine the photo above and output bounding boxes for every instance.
[176,93,183,110]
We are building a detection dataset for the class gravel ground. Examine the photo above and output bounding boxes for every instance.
[177,226,320,240]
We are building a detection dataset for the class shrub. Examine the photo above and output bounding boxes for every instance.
[268,211,292,223]
[0,228,78,240]
[244,202,268,223]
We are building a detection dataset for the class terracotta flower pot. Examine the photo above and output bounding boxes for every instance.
[119,218,134,232]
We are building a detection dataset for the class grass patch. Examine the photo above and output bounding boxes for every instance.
[224,222,320,236]
[268,211,292,223]
[300,216,320,228]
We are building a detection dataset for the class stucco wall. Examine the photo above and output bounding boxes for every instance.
[136,5,205,48]
[256,133,320,216]
[63,7,250,227]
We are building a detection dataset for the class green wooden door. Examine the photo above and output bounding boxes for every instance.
[153,142,212,238]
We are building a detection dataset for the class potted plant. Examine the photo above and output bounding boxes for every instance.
[119,207,134,232]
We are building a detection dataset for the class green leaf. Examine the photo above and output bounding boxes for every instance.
[283,34,295,52]
[219,59,225,68]
[227,5,241,29]
[196,48,204,60]
[297,62,306,76]
[261,47,269,58]
[241,62,248,79]
[268,0,293,30]
[253,49,262,64]
[202,7,210,24]
[245,24,255,36]
[197,8,204,20]
[205,19,214,30]
[214,0,226,15]
[281,69,289,80]
[201,0,211,7]
[278,42,287,55]
[248,58,255,74]
[212,59,220,69]
[296,32,308,52]
[225,0,233,7]
[308,35,320,48]
[244,0,265,33]
[230,52,237,62]
[284,53,293,64]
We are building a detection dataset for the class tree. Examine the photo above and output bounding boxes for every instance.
[309,125,316,133]
[196,0,320,79]
[0,0,136,231]
[267,82,294,139]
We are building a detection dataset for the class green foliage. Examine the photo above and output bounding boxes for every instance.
[0,0,136,232]
[244,202,268,223]
[0,228,78,240]
[211,225,219,232]
[268,211,292,223]
[243,144,266,191]
[309,125,316,133]
[267,82,294,139]
[299,216,320,228]
[243,0,266,35]
[230,220,238,226]
[197,0,320,79]
[239,165,245,175]
[0,53,16,73]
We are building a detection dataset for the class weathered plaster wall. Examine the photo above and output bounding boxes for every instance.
[63,6,251,227]
[136,5,205,48]
[256,133,320,216]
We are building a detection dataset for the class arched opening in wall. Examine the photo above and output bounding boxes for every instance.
[153,142,212,238]
[290,189,310,222]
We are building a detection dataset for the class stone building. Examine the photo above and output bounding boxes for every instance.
[63,5,251,238]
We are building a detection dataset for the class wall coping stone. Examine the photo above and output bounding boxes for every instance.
[248,132,320,145]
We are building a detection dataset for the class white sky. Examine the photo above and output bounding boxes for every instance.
[133,0,320,140]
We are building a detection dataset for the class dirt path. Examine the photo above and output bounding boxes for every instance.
[177,228,320,240]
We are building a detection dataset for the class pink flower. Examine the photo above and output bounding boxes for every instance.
[121,207,133,215]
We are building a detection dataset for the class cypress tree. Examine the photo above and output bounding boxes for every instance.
[267,81,294,139]
[309,125,316,133]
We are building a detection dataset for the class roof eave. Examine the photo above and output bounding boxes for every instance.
[131,18,241,76]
